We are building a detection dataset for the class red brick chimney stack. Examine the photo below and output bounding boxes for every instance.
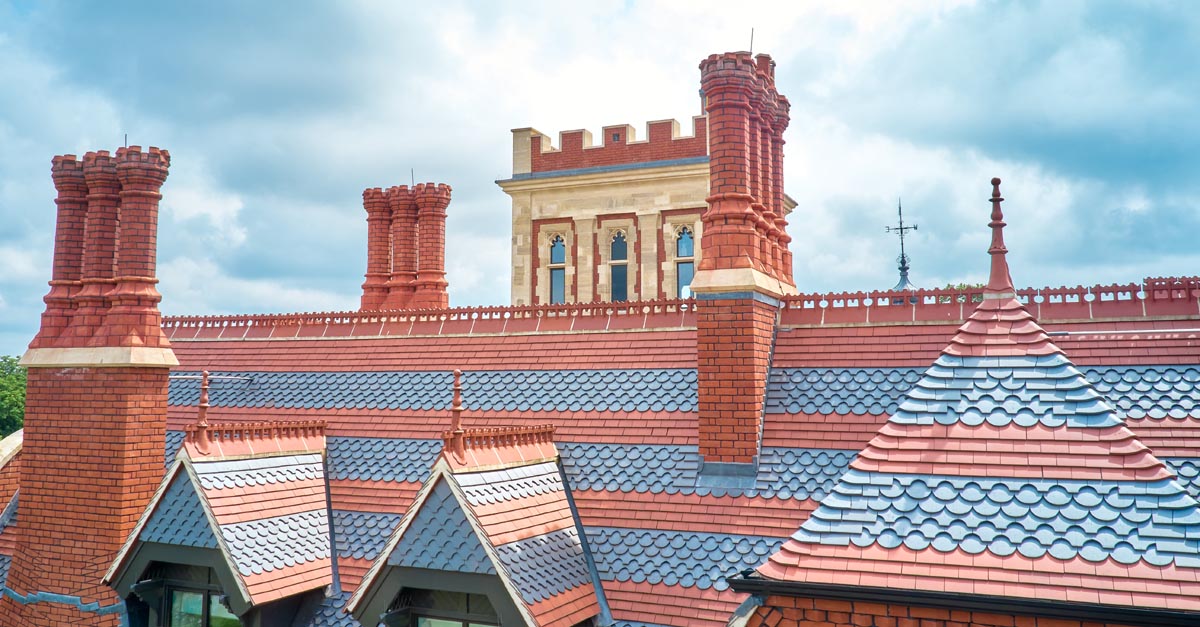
[98,146,171,348]
[384,185,419,309]
[360,187,391,310]
[410,182,452,309]
[691,52,795,469]
[64,151,120,343]
[1,146,178,627]
[31,156,87,347]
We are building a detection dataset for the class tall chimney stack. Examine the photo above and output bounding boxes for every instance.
[690,52,794,473]
[360,187,391,310]
[383,185,418,309]
[0,146,177,627]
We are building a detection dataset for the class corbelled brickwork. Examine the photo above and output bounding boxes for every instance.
[360,182,451,310]
[696,296,777,463]
[696,52,791,285]
[746,597,1139,627]
[0,146,175,626]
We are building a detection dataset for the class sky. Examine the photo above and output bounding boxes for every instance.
[0,0,1197,356]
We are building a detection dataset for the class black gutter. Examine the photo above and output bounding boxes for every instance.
[729,576,1200,627]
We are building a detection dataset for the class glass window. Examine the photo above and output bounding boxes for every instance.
[401,588,499,627]
[610,232,627,261]
[550,268,565,304]
[676,261,694,298]
[611,264,627,302]
[549,236,565,264]
[676,227,694,258]
[168,590,238,627]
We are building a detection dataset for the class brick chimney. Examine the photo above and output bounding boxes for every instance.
[0,146,177,627]
[410,182,452,309]
[361,187,391,310]
[383,185,419,309]
[691,52,794,471]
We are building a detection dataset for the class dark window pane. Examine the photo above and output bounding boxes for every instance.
[611,264,627,302]
[549,236,565,264]
[611,232,628,261]
[550,268,566,304]
[676,228,694,258]
[169,590,204,627]
[208,593,239,627]
[677,261,694,298]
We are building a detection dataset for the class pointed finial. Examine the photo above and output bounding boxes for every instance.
[196,371,212,456]
[985,177,1015,295]
[449,369,465,458]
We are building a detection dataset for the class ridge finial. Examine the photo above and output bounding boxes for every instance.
[986,177,1014,295]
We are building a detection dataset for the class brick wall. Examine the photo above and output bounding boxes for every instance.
[696,296,777,463]
[529,118,708,174]
[0,367,168,626]
[746,597,1140,627]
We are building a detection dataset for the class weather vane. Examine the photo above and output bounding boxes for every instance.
[885,198,917,290]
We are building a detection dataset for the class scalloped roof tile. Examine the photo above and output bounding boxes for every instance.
[141,475,218,549]
[588,527,781,591]
[759,277,1200,611]
[167,368,697,413]
[387,479,495,575]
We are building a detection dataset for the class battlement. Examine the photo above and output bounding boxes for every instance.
[115,145,171,176]
[413,181,452,206]
[514,116,708,176]
[50,154,84,182]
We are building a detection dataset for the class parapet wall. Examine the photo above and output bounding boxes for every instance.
[159,277,1200,340]
[518,117,708,175]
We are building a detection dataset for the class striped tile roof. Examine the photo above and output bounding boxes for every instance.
[756,180,1200,614]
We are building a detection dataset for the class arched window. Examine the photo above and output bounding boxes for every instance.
[548,235,566,304]
[675,227,695,298]
[610,232,628,302]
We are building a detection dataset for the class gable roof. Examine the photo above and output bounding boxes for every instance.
[106,421,333,612]
[351,420,600,627]
[754,179,1200,617]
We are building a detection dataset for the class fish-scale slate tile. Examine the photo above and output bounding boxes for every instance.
[458,461,563,507]
[0,555,10,587]
[142,476,218,549]
[755,448,855,500]
[798,469,1200,566]
[291,590,358,627]
[560,443,698,494]
[167,368,697,413]
[560,443,853,500]
[586,527,781,591]
[332,510,402,560]
[220,509,330,576]
[326,437,440,483]
[165,430,185,467]
[195,454,324,490]
[1086,366,1200,421]
[892,354,1123,428]
[1165,458,1200,501]
[768,365,1200,420]
[766,367,922,415]
[388,480,495,575]
[464,369,696,413]
[494,527,592,604]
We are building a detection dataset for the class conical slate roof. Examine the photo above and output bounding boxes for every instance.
[757,179,1200,611]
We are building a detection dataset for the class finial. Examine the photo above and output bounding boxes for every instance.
[195,371,211,456]
[985,177,1015,294]
[886,198,918,290]
[449,369,465,459]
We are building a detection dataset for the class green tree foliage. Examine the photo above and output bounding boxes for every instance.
[937,282,986,304]
[0,355,26,437]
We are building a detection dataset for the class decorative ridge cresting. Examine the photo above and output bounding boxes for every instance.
[183,419,326,459]
[162,297,697,340]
